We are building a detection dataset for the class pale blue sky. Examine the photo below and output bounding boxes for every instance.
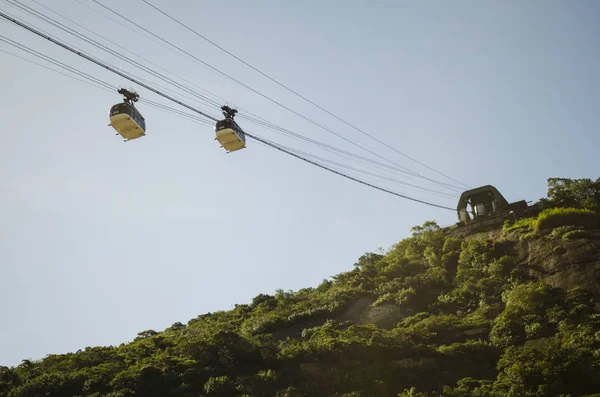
[1,0,599,366]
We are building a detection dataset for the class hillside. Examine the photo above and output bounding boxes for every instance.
[1,178,600,397]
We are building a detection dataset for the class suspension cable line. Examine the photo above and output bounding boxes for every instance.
[12,0,463,193]
[0,9,220,122]
[15,0,418,182]
[0,10,456,211]
[248,139,456,198]
[141,0,470,189]
[31,0,224,109]
[245,133,455,211]
[87,0,465,192]
[0,40,451,201]
[7,0,223,112]
[0,14,437,192]
[0,40,212,125]
[0,45,114,92]
[237,113,463,192]
[0,34,114,90]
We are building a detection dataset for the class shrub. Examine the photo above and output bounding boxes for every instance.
[519,232,537,241]
[533,207,599,232]
[204,376,235,395]
[503,217,536,233]
[562,230,590,240]
[549,225,578,238]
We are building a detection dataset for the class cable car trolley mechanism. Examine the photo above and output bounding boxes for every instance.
[109,88,146,142]
[215,105,246,153]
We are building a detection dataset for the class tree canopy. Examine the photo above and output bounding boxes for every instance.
[2,177,599,397]
[538,177,600,211]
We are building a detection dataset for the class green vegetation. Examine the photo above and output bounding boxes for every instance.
[518,231,537,241]
[533,207,599,232]
[503,177,600,237]
[1,178,599,397]
[502,217,536,233]
[537,177,600,211]
[549,225,579,239]
[562,229,590,240]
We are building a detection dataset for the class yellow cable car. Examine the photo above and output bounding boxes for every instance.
[109,88,146,142]
[215,105,246,153]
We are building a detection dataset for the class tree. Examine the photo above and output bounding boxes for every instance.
[538,177,600,210]
[410,221,441,238]
[6,372,84,397]
[203,376,235,396]
[0,367,18,396]
[136,330,158,338]
[494,337,600,396]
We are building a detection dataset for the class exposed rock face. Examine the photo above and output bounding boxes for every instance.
[521,235,600,296]
[468,230,600,296]
[273,297,410,340]
[337,296,409,329]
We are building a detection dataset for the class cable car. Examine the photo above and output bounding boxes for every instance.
[215,105,246,152]
[109,88,146,142]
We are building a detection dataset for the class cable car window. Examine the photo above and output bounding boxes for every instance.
[216,119,233,130]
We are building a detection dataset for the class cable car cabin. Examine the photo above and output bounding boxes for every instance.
[109,103,146,141]
[215,118,246,152]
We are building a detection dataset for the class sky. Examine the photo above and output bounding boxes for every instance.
[1,0,599,366]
